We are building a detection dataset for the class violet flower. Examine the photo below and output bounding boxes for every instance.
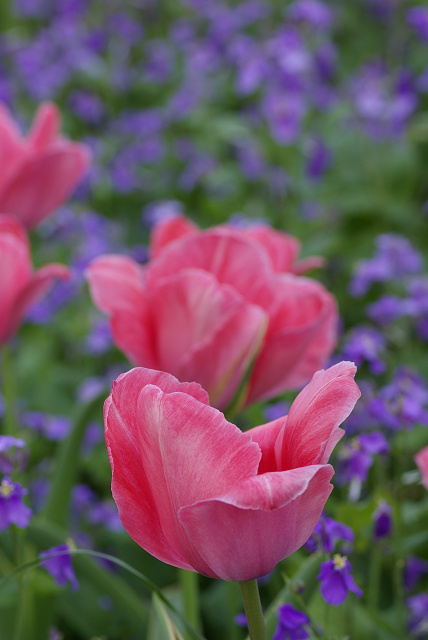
[0,477,32,531]
[305,514,354,554]
[317,555,362,606]
[272,603,311,640]
[40,543,79,591]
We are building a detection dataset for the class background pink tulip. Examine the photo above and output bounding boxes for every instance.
[415,445,428,490]
[0,102,90,229]
[0,215,70,344]
[104,361,360,582]
[87,224,337,410]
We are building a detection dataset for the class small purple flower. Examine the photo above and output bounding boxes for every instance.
[305,138,332,181]
[367,295,406,326]
[336,431,389,491]
[407,7,428,42]
[40,543,79,591]
[273,603,311,640]
[287,0,333,31]
[21,412,71,441]
[373,500,392,540]
[0,477,32,531]
[0,436,28,474]
[264,401,290,423]
[317,555,362,606]
[85,318,112,355]
[234,612,248,627]
[405,557,428,592]
[407,593,428,637]
[305,514,354,554]
[341,326,386,375]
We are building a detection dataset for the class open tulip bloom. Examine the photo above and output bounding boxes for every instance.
[104,361,360,586]
[0,101,90,229]
[87,218,337,412]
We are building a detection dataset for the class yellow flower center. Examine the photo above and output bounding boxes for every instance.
[333,554,347,571]
[0,479,13,497]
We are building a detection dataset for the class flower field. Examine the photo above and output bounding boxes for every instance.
[1,1,428,639]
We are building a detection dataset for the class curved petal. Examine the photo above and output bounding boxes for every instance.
[0,104,24,180]
[248,418,285,474]
[275,362,361,471]
[147,231,273,303]
[247,275,338,404]
[105,369,260,575]
[241,224,300,273]
[5,263,70,342]
[179,465,334,581]
[0,144,90,228]
[86,254,145,314]
[0,233,31,343]
[415,445,428,490]
[150,214,198,258]
[28,102,61,151]
[150,269,268,409]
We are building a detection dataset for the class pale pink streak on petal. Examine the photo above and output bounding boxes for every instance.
[179,465,333,581]
[28,102,61,151]
[150,214,198,258]
[275,362,361,471]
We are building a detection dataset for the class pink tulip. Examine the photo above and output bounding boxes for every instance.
[104,361,360,581]
[415,445,428,490]
[149,214,325,274]
[87,227,337,410]
[0,215,69,344]
[0,102,90,229]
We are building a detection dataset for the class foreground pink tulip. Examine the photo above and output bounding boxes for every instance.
[87,224,337,410]
[0,215,69,343]
[0,102,90,228]
[415,445,428,490]
[149,213,325,274]
[104,361,360,581]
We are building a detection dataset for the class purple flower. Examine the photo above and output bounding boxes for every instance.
[407,593,428,637]
[21,412,71,441]
[85,318,112,355]
[305,514,354,554]
[287,0,333,31]
[404,557,428,592]
[263,401,290,423]
[40,544,79,591]
[367,295,406,326]
[305,138,332,181]
[350,234,423,297]
[336,432,389,491]
[0,477,32,531]
[273,603,311,640]
[373,500,392,540]
[407,7,428,42]
[341,326,386,375]
[0,436,28,474]
[368,368,428,430]
[263,91,307,145]
[68,90,105,124]
[317,555,362,606]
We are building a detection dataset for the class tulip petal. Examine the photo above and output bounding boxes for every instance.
[150,214,198,258]
[150,269,268,409]
[0,104,24,178]
[0,144,90,228]
[105,369,260,575]
[247,275,337,404]
[179,465,334,581]
[0,231,30,343]
[28,102,61,151]
[147,231,273,303]
[275,362,361,471]
[241,224,300,273]
[248,418,285,474]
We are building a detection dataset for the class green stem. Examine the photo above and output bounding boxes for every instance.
[179,569,201,636]
[238,580,267,640]
[2,345,16,435]
[226,581,239,640]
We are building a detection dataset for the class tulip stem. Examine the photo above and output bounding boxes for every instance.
[238,580,267,640]
[180,569,201,635]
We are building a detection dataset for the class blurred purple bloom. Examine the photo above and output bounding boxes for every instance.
[367,295,406,325]
[350,234,423,296]
[407,593,428,637]
[21,412,71,441]
[306,514,354,554]
[287,0,333,31]
[407,7,428,42]
[144,40,174,83]
[82,422,104,456]
[263,91,306,145]
[0,436,28,474]
[336,431,389,489]
[373,500,392,540]
[87,500,123,532]
[40,544,79,591]
[264,401,290,423]
[317,555,362,606]
[234,613,248,628]
[0,477,32,531]
[368,368,428,430]
[341,326,386,375]
[273,603,311,640]
[68,90,105,124]
[405,557,428,592]
[85,318,112,355]
[306,138,332,181]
